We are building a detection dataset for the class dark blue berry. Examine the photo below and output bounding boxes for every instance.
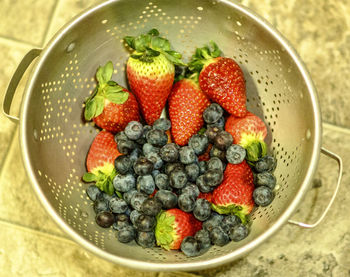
[137,175,155,195]
[146,129,168,146]
[113,173,136,192]
[100,192,115,202]
[164,162,184,175]
[226,144,246,164]
[207,157,224,172]
[198,161,208,175]
[181,184,200,199]
[146,152,163,170]
[93,198,109,214]
[210,145,226,161]
[117,139,137,154]
[188,134,209,155]
[196,175,212,193]
[129,148,142,164]
[130,192,148,211]
[130,210,142,226]
[125,121,143,140]
[142,125,152,138]
[86,185,101,201]
[133,157,154,176]
[136,231,155,248]
[180,236,201,257]
[123,189,138,204]
[154,190,178,209]
[204,169,223,187]
[193,199,211,221]
[221,215,241,234]
[114,131,128,144]
[253,186,275,206]
[203,103,224,124]
[109,197,128,214]
[155,173,171,190]
[141,198,162,216]
[114,155,133,175]
[95,211,115,228]
[134,214,156,231]
[208,116,225,129]
[203,213,224,232]
[185,163,200,182]
[205,126,222,143]
[229,223,249,242]
[179,146,197,165]
[115,213,130,224]
[254,155,277,173]
[153,118,171,131]
[255,172,276,189]
[178,194,196,212]
[214,130,233,150]
[169,168,188,189]
[113,214,131,231]
[117,225,136,243]
[152,169,161,179]
[210,226,230,246]
[194,229,211,250]
[159,143,179,162]
[142,143,160,156]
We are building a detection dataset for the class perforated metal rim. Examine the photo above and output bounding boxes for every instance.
[19,0,321,271]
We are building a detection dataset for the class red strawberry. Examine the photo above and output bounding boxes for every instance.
[155,208,202,250]
[225,111,268,162]
[84,61,140,133]
[83,131,122,195]
[168,78,211,146]
[124,29,185,125]
[197,143,213,161]
[189,42,247,117]
[197,192,213,203]
[211,161,255,223]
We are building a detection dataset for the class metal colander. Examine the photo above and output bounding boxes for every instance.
[3,0,343,272]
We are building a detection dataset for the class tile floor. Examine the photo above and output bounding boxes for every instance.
[1,0,350,276]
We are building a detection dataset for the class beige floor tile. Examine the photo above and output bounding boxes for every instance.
[0,0,58,46]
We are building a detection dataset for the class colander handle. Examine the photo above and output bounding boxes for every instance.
[2,48,41,123]
[288,147,342,228]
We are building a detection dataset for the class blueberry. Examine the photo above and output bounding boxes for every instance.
[204,169,223,187]
[221,215,241,234]
[179,146,197,165]
[203,103,224,124]
[181,184,200,199]
[185,163,200,182]
[146,129,168,146]
[134,214,156,231]
[164,162,184,175]
[210,145,226,161]
[196,175,212,193]
[113,215,131,231]
[253,186,275,206]
[229,223,249,242]
[130,192,148,211]
[214,130,233,150]
[100,192,115,202]
[108,197,128,214]
[154,173,171,190]
[203,213,224,232]
[113,173,136,192]
[142,143,160,156]
[125,121,143,140]
[117,139,137,154]
[194,229,211,250]
[205,126,223,143]
[208,116,225,129]
[123,189,138,204]
[198,161,208,175]
[159,143,179,162]
[114,155,133,175]
[141,198,162,216]
[188,134,209,155]
[146,152,163,170]
[178,194,196,212]
[117,225,136,243]
[151,170,160,179]
[130,209,142,226]
[95,211,115,228]
[86,185,101,201]
[153,118,171,131]
[115,213,130,224]
[169,168,188,189]
[155,190,178,209]
[142,125,152,138]
[226,144,246,164]
[136,231,155,248]
[180,236,201,257]
[133,157,154,176]
[207,157,224,172]
[93,198,109,213]
[193,199,212,221]
[129,148,142,164]
[255,172,277,189]
[210,226,230,246]
[137,175,155,195]
[254,155,277,173]
[114,131,128,144]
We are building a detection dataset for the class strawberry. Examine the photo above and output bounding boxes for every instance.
[197,192,213,203]
[155,208,202,250]
[189,42,247,117]
[197,143,213,161]
[83,131,122,195]
[168,78,211,146]
[211,161,255,223]
[225,111,268,162]
[124,29,185,125]
[84,61,140,133]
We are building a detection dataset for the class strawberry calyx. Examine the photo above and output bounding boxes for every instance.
[239,132,267,162]
[155,210,176,250]
[188,41,222,73]
[211,203,249,224]
[124,29,185,66]
[84,61,129,121]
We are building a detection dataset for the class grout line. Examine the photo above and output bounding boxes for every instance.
[322,122,350,135]
[41,0,62,47]
[0,36,39,49]
[0,126,19,179]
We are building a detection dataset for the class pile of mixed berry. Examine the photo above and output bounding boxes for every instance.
[82,29,277,257]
